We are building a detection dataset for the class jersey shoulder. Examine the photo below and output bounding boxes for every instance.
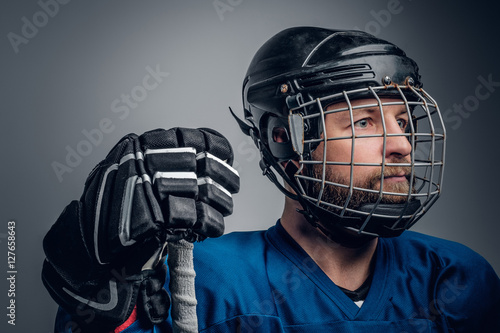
[386,231,500,330]
[392,231,491,270]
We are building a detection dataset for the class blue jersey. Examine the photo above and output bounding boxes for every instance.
[55,221,500,332]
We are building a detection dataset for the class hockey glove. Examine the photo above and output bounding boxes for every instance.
[42,127,239,332]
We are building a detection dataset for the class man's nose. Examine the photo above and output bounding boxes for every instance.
[384,119,412,158]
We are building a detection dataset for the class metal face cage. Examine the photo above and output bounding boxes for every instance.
[288,84,446,236]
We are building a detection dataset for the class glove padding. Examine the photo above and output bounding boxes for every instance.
[42,128,239,332]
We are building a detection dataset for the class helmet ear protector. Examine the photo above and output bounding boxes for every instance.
[232,27,446,243]
[264,114,295,161]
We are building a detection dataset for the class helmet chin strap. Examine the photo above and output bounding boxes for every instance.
[297,208,377,248]
[297,197,423,248]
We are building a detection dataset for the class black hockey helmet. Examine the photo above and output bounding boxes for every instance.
[232,27,446,244]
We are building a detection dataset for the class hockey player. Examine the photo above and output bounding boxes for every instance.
[43,27,500,332]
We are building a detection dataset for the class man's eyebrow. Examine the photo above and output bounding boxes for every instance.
[350,107,380,117]
[326,105,379,115]
[352,105,409,117]
[398,108,410,115]
[325,107,377,126]
[326,103,409,122]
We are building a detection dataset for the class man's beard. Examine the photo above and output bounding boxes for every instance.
[308,159,413,214]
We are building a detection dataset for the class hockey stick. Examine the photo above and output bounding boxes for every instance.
[167,240,198,333]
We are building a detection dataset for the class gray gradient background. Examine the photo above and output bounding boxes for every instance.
[1,0,499,331]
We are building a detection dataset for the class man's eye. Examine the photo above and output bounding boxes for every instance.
[397,119,407,129]
[354,119,369,128]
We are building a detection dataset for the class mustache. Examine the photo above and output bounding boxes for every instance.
[381,165,412,178]
[367,159,412,187]
[383,157,411,176]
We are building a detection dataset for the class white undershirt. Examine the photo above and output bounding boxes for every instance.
[354,300,364,308]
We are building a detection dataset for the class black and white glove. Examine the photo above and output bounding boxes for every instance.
[42,128,239,332]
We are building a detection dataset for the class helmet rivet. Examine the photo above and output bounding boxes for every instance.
[280,83,289,93]
[382,76,392,85]
[406,76,415,86]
